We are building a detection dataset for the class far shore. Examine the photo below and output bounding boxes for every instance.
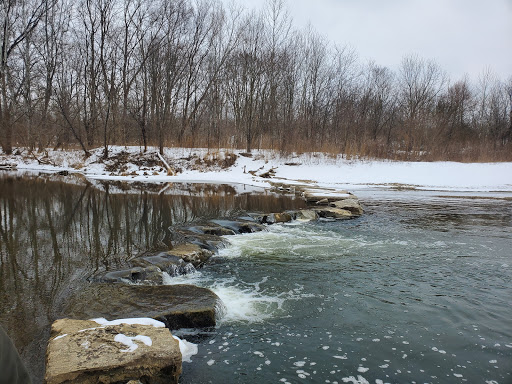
[1,146,511,194]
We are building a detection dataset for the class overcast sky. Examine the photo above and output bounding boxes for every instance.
[232,0,512,81]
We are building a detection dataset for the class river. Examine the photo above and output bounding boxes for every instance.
[0,173,511,383]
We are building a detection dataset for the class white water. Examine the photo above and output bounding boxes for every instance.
[163,269,286,324]
[163,223,424,325]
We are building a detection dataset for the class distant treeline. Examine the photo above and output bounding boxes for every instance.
[1,0,511,161]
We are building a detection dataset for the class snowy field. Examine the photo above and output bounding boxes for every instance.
[1,146,511,193]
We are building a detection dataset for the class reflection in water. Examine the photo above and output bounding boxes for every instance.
[0,173,304,382]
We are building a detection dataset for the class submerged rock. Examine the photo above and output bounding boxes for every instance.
[64,284,220,329]
[45,318,181,384]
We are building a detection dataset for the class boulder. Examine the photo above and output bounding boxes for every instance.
[45,318,181,384]
[209,219,265,234]
[132,253,196,277]
[167,243,213,268]
[313,207,354,220]
[264,212,293,224]
[63,284,220,330]
[174,229,232,252]
[184,236,230,253]
[185,225,236,236]
[294,209,319,221]
[93,266,164,285]
[330,198,364,216]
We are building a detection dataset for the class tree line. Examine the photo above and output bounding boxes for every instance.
[1,0,511,161]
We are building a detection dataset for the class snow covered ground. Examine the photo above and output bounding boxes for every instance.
[1,146,511,194]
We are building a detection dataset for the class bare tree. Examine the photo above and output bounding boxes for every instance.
[226,10,266,153]
[505,77,512,143]
[398,54,447,151]
[436,76,473,142]
[1,0,47,154]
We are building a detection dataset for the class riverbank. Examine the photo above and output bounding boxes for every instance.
[1,146,512,194]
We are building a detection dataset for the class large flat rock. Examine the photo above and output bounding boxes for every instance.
[45,318,181,384]
[63,284,220,329]
[302,189,353,204]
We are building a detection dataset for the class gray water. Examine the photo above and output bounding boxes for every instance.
[173,191,512,384]
[0,173,511,383]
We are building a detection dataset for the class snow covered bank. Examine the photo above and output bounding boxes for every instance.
[1,146,511,193]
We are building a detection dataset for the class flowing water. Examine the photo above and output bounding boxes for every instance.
[0,173,511,383]
[172,191,512,384]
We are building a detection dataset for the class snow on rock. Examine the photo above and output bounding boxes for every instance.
[92,317,166,328]
[45,318,182,384]
[115,334,153,353]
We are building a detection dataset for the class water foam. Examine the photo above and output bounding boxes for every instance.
[163,268,284,323]
[172,335,198,363]
[211,279,285,323]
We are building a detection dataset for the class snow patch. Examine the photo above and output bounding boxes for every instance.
[92,317,165,328]
[114,333,152,353]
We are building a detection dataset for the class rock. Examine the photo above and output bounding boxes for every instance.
[209,219,265,234]
[313,207,354,219]
[186,225,236,236]
[330,198,364,216]
[315,198,330,205]
[93,266,164,285]
[262,212,293,224]
[167,243,213,268]
[180,234,231,253]
[272,212,293,223]
[132,253,196,277]
[294,209,319,221]
[174,226,234,251]
[302,189,353,204]
[63,284,220,329]
[45,318,181,384]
